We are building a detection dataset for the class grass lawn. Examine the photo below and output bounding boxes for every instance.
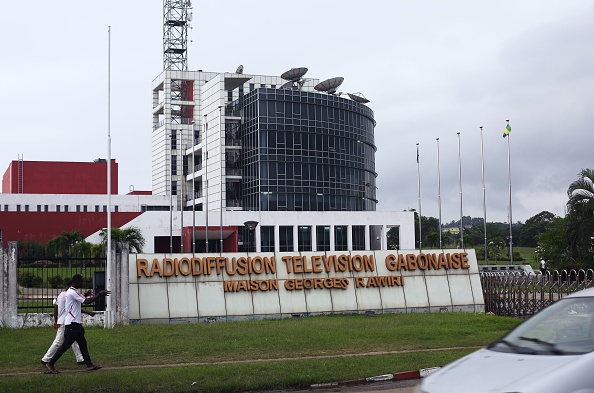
[0,313,520,392]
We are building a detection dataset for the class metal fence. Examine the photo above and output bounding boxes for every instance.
[481,269,594,317]
[17,257,106,313]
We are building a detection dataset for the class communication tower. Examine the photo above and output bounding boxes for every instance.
[163,0,192,71]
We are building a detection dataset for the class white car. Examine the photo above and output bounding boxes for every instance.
[418,287,594,393]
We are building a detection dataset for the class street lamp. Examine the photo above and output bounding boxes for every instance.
[243,220,258,252]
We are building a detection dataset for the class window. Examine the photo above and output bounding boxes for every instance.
[316,226,330,251]
[16,205,21,212]
[64,205,69,212]
[4,205,8,211]
[83,205,88,212]
[334,226,348,251]
[56,205,60,212]
[24,205,29,212]
[103,205,107,212]
[352,225,365,250]
[95,205,99,212]
[76,205,80,212]
[172,181,178,195]
[298,226,312,252]
[115,206,119,212]
[171,130,177,149]
[44,205,49,212]
[171,155,177,175]
[37,205,41,212]
[279,226,293,252]
[260,226,274,252]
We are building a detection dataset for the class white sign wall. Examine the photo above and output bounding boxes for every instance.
[129,249,485,323]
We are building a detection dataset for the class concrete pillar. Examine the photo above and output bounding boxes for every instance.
[364,225,370,250]
[104,241,117,329]
[119,244,130,325]
[274,225,280,253]
[347,225,352,251]
[254,228,261,253]
[293,226,299,252]
[1,242,18,328]
[329,225,335,252]
[0,246,5,325]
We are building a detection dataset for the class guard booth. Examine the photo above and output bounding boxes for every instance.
[92,271,106,311]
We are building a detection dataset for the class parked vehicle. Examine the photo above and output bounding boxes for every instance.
[417,287,594,393]
[33,260,55,267]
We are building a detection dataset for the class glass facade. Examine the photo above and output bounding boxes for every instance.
[234,88,377,212]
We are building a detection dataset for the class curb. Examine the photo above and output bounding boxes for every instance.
[311,367,441,389]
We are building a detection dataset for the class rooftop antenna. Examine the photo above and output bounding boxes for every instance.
[279,67,308,90]
[314,77,344,94]
[347,92,370,104]
[163,0,192,71]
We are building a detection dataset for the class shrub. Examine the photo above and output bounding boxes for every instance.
[17,271,43,288]
[48,275,68,289]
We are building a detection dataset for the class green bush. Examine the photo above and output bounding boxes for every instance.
[48,275,67,289]
[17,271,43,288]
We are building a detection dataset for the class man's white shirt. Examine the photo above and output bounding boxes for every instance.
[64,287,86,325]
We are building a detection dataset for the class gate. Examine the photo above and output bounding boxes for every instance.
[17,257,106,313]
[481,269,594,316]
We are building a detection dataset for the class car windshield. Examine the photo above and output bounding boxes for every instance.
[489,297,594,355]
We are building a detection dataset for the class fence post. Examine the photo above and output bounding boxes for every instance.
[1,242,18,328]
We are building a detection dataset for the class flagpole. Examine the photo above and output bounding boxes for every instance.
[436,138,442,249]
[416,143,422,251]
[105,25,113,329]
[480,126,488,264]
[505,119,514,264]
[457,132,464,249]
[204,114,209,253]
[192,121,196,255]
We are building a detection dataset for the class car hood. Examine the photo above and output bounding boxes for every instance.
[422,347,587,393]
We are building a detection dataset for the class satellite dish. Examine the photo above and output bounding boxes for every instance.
[279,81,294,89]
[347,92,370,104]
[314,77,344,94]
[236,65,244,74]
[281,67,308,81]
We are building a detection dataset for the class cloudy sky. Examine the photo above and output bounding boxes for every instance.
[2,1,592,224]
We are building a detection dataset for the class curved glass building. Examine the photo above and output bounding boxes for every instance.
[235,88,377,212]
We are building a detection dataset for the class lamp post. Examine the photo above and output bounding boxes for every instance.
[243,220,258,252]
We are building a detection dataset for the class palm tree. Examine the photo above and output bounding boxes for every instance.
[567,168,594,214]
[566,169,594,268]
[47,230,85,258]
[100,227,145,253]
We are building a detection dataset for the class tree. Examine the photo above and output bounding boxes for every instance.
[46,231,85,258]
[567,168,594,214]
[535,217,569,269]
[100,227,145,253]
[565,169,594,268]
[518,211,557,247]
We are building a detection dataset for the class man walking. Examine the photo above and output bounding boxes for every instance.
[45,274,109,374]
[41,281,95,366]
[540,259,547,277]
